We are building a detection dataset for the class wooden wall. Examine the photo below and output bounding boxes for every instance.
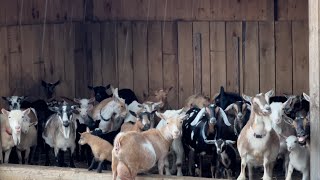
[0,0,309,108]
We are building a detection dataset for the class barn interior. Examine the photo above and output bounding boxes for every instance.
[0,0,312,180]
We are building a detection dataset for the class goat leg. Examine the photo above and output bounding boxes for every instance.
[4,149,12,164]
[24,148,31,165]
[88,157,96,171]
[16,150,22,164]
[158,156,165,175]
[164,155,171,175]
[30,146,37,165]
[97,161,104,173]
[285,163,293,180]
[85,145,92,167]
[44,144,51,166]
[69,148,75,168]
[237,158,247,180]
[188,150,195,176]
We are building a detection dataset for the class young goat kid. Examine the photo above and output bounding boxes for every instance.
[78,128,113,173]
[285,136,310,180]
[112,112,188,180]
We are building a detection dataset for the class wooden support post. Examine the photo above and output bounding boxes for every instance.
[309,0,320,179]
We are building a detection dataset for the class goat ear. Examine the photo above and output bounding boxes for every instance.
[73,98,81,103]
[303,92,310,102]
[23,108,31,116]
[54,80,61,86]
[242,94,252,104]
[89,97,95,103]
[2,96,8,101]
[155,111,166,120]
[49,106,59,112]
[88,85,94,90]
[1,108,9,116]
[105,84,111,89]
[283,97,294,109]
[220,86,225,94]
[86,127,90,133]
[41,80,47,87]
[165,86,173,93]
[112,88,119,98]
[129,110,137,117]
[265,89,274,98]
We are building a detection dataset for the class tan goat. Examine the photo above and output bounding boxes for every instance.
[237,90,280,180]
[184,94,211,111]
[112,112,188,180]
[78,128,113,173]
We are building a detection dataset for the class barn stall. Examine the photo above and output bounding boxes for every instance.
[0,0,314,179]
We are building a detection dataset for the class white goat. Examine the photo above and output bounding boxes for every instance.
[156,108,185,176]
[285,135,310,180]
[270,98,296,175]
[1,108,38,164]
[1,113,14,163]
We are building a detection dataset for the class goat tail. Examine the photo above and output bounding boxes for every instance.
[114,132,125,155]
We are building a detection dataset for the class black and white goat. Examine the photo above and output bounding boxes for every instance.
[42,102,78,167]
[214,86,245,110]
[205,139,238,179]
[182,104,231,177]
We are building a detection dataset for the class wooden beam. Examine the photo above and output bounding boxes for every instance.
[309,0,320,179]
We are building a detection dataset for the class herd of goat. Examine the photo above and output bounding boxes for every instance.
[0,80,310,180]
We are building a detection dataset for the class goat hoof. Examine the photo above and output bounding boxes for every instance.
[97,170,102,173]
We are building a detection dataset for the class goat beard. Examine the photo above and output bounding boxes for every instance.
[12,133,21,146]
[62,126,70,139]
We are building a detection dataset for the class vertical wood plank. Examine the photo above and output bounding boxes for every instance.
[292,21,309,94]
[91,23,103,87]
[42,24,55,98]
[275,21,293,95]
[178,22,193,107]
[74,23,87,97]
[243,22,259,96]
[63,23,75,98]
[162,21,178,109]
[148,22,163,92]
[53,24,66,97]
[0,27,9,107]
[7,26,22,95]
[226,22,242,94]
[117,21,133,89]
[20,25,41,96]
[193,21,210,97]
[309,0,320,179]
[193,33,202,95]
[101,22,118,88]
[132,22,148,101]
[259,21,275,93]
[210,22,226,97]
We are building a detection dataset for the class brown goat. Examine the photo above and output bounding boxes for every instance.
[184,94,211,111]
[78,128,113,173]
[112,112,188,180]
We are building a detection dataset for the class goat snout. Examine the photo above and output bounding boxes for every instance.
[63,122,70,127]
[173,130,181,138]
[15,126,21,132]
[143,124,151,131]
[237,113,243,118]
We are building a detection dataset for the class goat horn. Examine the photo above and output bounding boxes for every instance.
[204,139,216,144]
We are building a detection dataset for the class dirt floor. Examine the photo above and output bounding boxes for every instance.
[6,148,302,180]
